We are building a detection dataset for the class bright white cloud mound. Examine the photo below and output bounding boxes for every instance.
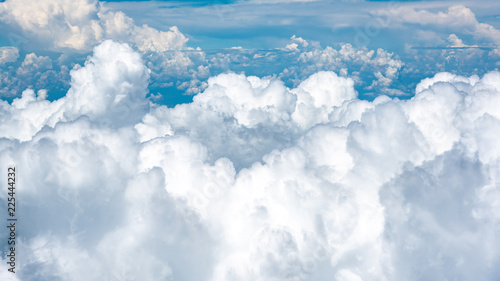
[1,40,500,280]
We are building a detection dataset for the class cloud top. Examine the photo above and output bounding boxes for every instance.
[0,36,499,281]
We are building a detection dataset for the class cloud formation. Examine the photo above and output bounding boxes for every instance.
[0,0,188,52]
[0,40,149,141]
[379,5,500,45]
[0,47,19,65]
[0,40,499,280]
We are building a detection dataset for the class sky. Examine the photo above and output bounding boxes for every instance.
[0,0,500,280]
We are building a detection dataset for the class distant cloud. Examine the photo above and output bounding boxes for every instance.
[0,47,19,65]
[0,0,189,52]
[377,5,500,45]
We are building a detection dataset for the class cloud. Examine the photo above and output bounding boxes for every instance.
[447,34,467,48]
[380,5,500,45]
[0,40,149,141]
[63,40,150,125]
[284,37,405,96]
[17,53,53,75]
[136,70,358,168]
[0,40,499,280]
[0,0,189,52]
[97,8,188,53]
[0,0,101,50]
[0,47,19,65]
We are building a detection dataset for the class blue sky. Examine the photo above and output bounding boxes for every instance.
[1,1,500,280]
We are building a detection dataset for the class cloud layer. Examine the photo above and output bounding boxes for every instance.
[0,40,499,280]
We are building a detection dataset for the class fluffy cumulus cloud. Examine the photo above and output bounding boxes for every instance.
[0,0,188,52]
[1,40,499,280]
[0,40,149,141]
[0,47,19,65]
[287,37,405,95]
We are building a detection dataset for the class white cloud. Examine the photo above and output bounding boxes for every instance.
[0,0,101,50]
[0,0,189,53]
[16,53,53,76]
[0,40,500,280]
[380,5,500,45]
[63,40,150,125]
[292,71,357,129]
[97,8,188,53]
[20,53,52,69]
[0,47,19,65]
[0,40,149,141]
[136,71,359,168]
[490,48,500,59]
[286,38,404,95]
[447,34,467,47]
